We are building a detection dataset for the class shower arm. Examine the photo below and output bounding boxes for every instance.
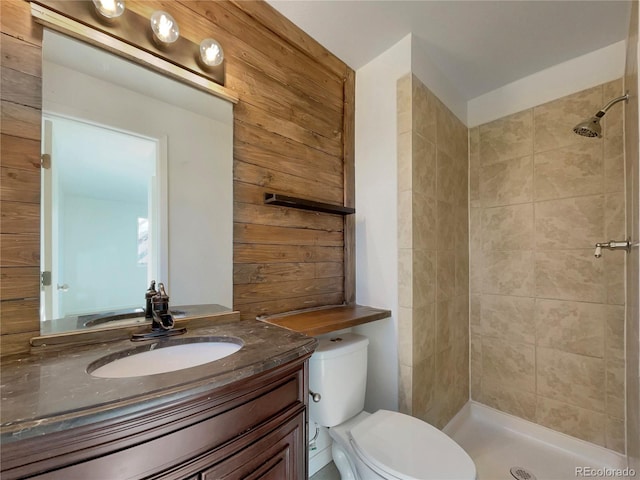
[595,93,629,117]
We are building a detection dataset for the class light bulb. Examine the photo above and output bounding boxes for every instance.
[92,0,125,19]
[199,38,224,67]
[150,11,179,45]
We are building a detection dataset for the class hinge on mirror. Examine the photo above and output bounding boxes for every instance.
[41,271,52,287]
[41,154,51,169]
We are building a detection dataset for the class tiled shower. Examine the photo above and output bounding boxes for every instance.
[396,73,469,429]
[398,77,628,453]
[469,81,626,453]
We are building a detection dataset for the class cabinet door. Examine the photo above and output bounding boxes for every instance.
[202,412,304,480]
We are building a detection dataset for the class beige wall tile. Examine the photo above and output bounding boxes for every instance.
[413,354,435,421]
[397,74,412,135]
[398,306,413,368]
[437,201,456,251]
[606,356,625,402]
[398,190,412,249]
[533,85,602,153]
[537,347,605,411]
[436,250,455,301]
[437,149,461,205]
[605,192,625,240]
[413,133,437,197]
[470,334,482,399]
[535,195,605,250]
[413,79,436,144]
[469,208,483,294]
[436,299,454,352]
[535,249,605,303]
[480,155,533,208]
[479,110,533,165]
[398,249,413,308]
[469,127,480,170]
[607,358,626,422]
[455,250,469,297]
[606,305,625,361]
[606,416,625,453]
[470,294,481,334]
[604,134,624,193]
[483,204,534,251]
[413,303,435,363]
[480,379,537,421]
[602,79,624,137]
[413,249,436,307]
[455,205,469,251]
[605,252,625,305]
[535,396,606,446]
[482,337,535,393]
[607,393,625,421]
[436,97,467,163]
[534,142,604,201]
[413,192,436,250]
[483,250,534,296]
[398,131,412,192]
[399,364,413,415]
[535,299,606,358]
[481,294,535,345]
[470,167,481,208]
[454,295,470,345]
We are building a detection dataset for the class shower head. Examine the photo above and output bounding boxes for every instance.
[573,92,629,138]
[573,115,602,138]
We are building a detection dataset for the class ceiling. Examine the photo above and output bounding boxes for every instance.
[266,0,631,101]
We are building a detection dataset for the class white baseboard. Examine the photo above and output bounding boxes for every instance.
[309,445,333,476]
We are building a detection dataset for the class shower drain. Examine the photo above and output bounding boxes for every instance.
[510,466,537,480]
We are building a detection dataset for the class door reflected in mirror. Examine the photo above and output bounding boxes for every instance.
[41,114,164,321]
[41,29,234,334]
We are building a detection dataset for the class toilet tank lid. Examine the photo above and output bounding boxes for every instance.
[310,333,369,360]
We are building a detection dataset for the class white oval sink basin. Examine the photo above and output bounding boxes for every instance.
[90,340,242,378]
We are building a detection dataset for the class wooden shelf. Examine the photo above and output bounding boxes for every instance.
[259,304,391,337]
[264,193,355,215]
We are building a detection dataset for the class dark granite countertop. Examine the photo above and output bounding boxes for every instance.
[0,319,317,444]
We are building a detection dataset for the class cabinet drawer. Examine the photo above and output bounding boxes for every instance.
[30,376,301,480]
[201,411,304,480]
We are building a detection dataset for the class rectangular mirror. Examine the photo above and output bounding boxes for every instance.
[40,28,234,334]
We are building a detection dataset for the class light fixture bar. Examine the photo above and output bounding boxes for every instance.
[31,0,229,91]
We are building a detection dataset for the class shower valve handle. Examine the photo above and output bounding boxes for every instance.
[594,239,631,258]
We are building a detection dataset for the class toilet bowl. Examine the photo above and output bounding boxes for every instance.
[310,333,476,480]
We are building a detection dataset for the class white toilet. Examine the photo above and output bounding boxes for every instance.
[309,333,476,480]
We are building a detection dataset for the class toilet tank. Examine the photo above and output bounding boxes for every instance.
[309,333,369,427]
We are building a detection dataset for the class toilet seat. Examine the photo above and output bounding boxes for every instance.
[348,410,476,480]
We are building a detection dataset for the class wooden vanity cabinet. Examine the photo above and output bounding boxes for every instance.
[1,357,310,480]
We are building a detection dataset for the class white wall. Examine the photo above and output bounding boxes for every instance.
[354,34,411,413]
[411,36,467,124]
[468,40,627,127]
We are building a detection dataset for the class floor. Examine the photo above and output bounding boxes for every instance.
[310,461,340,480]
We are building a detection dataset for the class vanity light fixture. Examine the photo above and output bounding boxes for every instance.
[199,38,224,69]
[92,0,125,19]
[150,10,180,46]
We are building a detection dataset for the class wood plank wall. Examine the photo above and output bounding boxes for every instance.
[0,0,355,356]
